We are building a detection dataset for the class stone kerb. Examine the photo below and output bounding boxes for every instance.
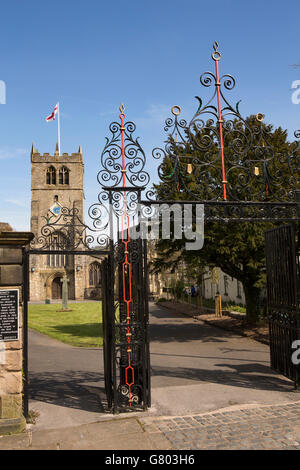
[0,225,33,435]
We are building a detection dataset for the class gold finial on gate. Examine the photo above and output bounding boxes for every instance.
[256,113,265,122]
[171,105,181,116]
[120,103,125,114]
[212,41,221,61]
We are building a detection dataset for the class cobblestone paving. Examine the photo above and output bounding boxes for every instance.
[141,402,300,450]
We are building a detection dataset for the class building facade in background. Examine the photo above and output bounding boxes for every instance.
[147,241,245,307]
[29,144,102,301]
[202,267,245,306]
[28,145,245,305]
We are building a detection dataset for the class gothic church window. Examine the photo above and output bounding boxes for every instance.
[46,166,56,185]
[89,262,101,286]
[47,231,69,267]
[59,167,69,185]
[224,275,229,296]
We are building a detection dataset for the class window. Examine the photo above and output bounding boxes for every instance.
[47,231,69,267]
[59,167,69,185]
[224,275,228,296]
[89,262,101,286]
[46,166,56,185]
[237,280,242,298]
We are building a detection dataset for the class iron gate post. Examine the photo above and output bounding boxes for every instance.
[294,189,300,389]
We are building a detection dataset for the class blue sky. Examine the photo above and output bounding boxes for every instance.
[0,0,300,230]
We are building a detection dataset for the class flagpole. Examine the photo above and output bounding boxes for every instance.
[57,102,61,155]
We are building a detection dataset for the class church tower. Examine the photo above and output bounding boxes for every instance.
[29,144,86,301]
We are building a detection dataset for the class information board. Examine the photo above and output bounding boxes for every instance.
[0,289,19,341]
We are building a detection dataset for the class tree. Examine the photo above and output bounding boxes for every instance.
[151,115,300,324]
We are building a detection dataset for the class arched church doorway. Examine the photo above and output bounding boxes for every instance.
[52,276,62,299]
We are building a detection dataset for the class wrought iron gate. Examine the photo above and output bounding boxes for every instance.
[24,101,152,414]
[101,256,113,409]
[265,224,300,387]
[101,233,151,411]
[115,232,151,409]
[23,42,300,418]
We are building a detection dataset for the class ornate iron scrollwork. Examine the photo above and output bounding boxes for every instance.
[97,108,150,189]
[27,43,300,415]
[149,42,300,205]
[30,206,109,250]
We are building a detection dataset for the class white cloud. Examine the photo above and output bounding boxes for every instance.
[4,199,27,207]
[136,104,171,129]
[145,104,171,121]
[99,109,119,118]
[0,211,30,231]
[0,147,27,160]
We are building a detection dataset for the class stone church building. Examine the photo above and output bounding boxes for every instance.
[28,144,245,305]
[29,144,102,301]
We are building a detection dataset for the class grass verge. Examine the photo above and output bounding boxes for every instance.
[28,302,103,347]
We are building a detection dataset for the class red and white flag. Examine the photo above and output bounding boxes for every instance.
[45,102,61,154]
[45,103,58,122]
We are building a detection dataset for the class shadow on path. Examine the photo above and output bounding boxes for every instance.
[29,370,109,414]
[150,351,269,364]
[51,323,103,339]
[151,362,293,392]
[149,320,248,344]
[149,306,246,343]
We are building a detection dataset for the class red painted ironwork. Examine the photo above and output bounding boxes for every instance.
[212,42,227,201]
[120,104,134,406]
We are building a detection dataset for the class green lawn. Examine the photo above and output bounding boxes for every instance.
[28,302,103,348]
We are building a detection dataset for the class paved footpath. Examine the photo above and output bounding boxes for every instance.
[149,303,298,416]
[140,402,300,450]
[2,402,300,449]
[2,302,300,449]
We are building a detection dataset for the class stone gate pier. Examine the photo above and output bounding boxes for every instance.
[0,224,33,435]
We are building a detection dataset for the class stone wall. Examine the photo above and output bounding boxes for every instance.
[0,229,33,435]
